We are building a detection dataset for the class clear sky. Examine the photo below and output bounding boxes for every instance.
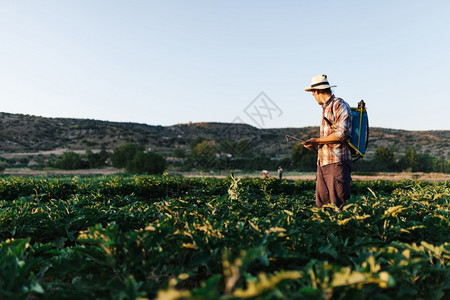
[1,1,449,131]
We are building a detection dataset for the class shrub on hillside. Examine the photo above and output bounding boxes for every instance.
[0,157,7,172]
[126,151,166,174]
[111,143,144,168]
[53,151,86,170]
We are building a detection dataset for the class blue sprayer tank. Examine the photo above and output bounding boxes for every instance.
[349,100,369,160]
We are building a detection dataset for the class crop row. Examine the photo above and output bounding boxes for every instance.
[0,174,435,201]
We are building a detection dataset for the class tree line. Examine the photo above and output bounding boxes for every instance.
[1,141,447,174]
[31,143,166,175]
[172,139,449,174]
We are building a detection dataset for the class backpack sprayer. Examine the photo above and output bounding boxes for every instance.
[348,100,369,161]
[327,100,368,161]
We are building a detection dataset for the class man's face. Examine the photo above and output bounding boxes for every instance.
[311,90,321,104]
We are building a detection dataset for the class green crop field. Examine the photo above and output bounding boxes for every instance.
[0,175,449,299]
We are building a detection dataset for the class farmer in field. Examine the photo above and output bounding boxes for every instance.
[302,74,352,209]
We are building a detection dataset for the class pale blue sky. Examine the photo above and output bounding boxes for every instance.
[1,1,449,130]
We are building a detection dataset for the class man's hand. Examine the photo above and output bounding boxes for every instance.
[302,138,320,150]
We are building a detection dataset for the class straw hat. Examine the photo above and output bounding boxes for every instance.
[305,74,337,92]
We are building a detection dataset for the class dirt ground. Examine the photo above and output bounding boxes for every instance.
[348,172,449,182]
[2,168,448,181]
[2,167,121,177]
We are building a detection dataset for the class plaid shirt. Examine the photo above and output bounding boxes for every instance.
[318,95,352,166]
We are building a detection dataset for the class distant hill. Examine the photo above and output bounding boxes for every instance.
[0,112,448,160]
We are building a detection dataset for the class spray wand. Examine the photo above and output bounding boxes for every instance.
[285,135,305,143]
[285,135,318,152]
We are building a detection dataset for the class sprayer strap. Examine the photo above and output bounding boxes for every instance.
[323,116,334,129]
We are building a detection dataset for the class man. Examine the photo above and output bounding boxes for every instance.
[302,74,352,209]
[277,166,283,179]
